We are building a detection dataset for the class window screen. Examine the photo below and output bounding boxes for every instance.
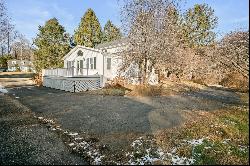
[107,58,111,70]
[80,60,83,68]
[87,58,89,69]
[90,58,93,69]
[94,57,96,69]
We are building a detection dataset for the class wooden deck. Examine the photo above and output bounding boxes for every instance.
[42,68,105,92]
[43,76,101,92]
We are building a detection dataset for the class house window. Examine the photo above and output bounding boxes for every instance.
[87,57,96,69]
[67,61,72,68]
[90,58,93,69]
[94,57,96,69]
[80,60,83,68]
[107,58,111,70]
[87,58,89,69]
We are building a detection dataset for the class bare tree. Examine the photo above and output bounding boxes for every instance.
[0,0,16,55]
[203,31,249,79]
[11,34,34,60]
[120,0,183,84]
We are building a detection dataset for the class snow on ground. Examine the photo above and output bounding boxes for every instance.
[35,115,221,165]
[127,137,165,165]
[164,138,207,165]
[185,138,204,146]
[37,117,55,124]
[35,116,105,165]
[0,85,8,94]
[68,132,78,136]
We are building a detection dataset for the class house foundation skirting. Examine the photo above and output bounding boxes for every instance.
[43,76,101,92]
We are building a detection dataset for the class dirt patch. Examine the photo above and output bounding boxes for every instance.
[0,72,35,88]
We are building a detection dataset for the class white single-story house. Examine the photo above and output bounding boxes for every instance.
[43,38,158,92]
[62,38,127,81]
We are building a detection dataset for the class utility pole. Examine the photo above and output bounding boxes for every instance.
[1,46,3,56]
[20,44,23,60]
[7,31,10,54]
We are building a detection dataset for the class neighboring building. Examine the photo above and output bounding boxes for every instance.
[7,59,35,72]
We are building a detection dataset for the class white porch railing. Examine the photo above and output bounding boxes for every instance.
[43,68,73,77]
[43,67,89,77]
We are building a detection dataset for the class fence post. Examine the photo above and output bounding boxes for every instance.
[73,80,76,92]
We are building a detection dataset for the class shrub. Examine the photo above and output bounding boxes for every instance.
[14,64,21,72]
[32,72,43,86]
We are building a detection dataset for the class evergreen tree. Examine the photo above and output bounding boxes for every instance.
[102,20,122,43]
[74,8,102,47]
[34,18,70,72]
[182,4,218,48]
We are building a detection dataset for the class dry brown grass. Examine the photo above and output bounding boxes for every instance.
[220,72,249,92]
[125,80,203,97]
[32,73,43,86]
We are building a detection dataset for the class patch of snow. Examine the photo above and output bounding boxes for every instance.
[166,149,195,165]
[0,85,8,93]
[93,155,104,165]
[74,137,83,140]
[15,96,20,99]
[131,139,143,147]
[171,148,177,153]
[128,137,166,165]
[186,138,204,146]
[238,145,248,152]
[69,143,75,146]
[68,132,78,136]
[43,119,55,124]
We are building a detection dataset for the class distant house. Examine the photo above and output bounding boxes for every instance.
[7,59,35,72]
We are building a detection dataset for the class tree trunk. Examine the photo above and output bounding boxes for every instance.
[143,57,148,84]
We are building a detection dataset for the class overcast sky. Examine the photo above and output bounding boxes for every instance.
[5,0,249,42]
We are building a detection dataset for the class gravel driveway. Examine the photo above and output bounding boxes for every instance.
[7,84,243,136]
[0,95,86,165]
[1,72,246,163]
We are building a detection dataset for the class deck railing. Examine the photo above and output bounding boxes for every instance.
[43,67,89,77]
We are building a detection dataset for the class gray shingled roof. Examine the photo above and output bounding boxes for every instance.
[95,38,128,49]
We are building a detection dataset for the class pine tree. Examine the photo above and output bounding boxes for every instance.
[182,4,218,48]
[74,8,102,47]
[34,18,70,72]
[102,20,122,43]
